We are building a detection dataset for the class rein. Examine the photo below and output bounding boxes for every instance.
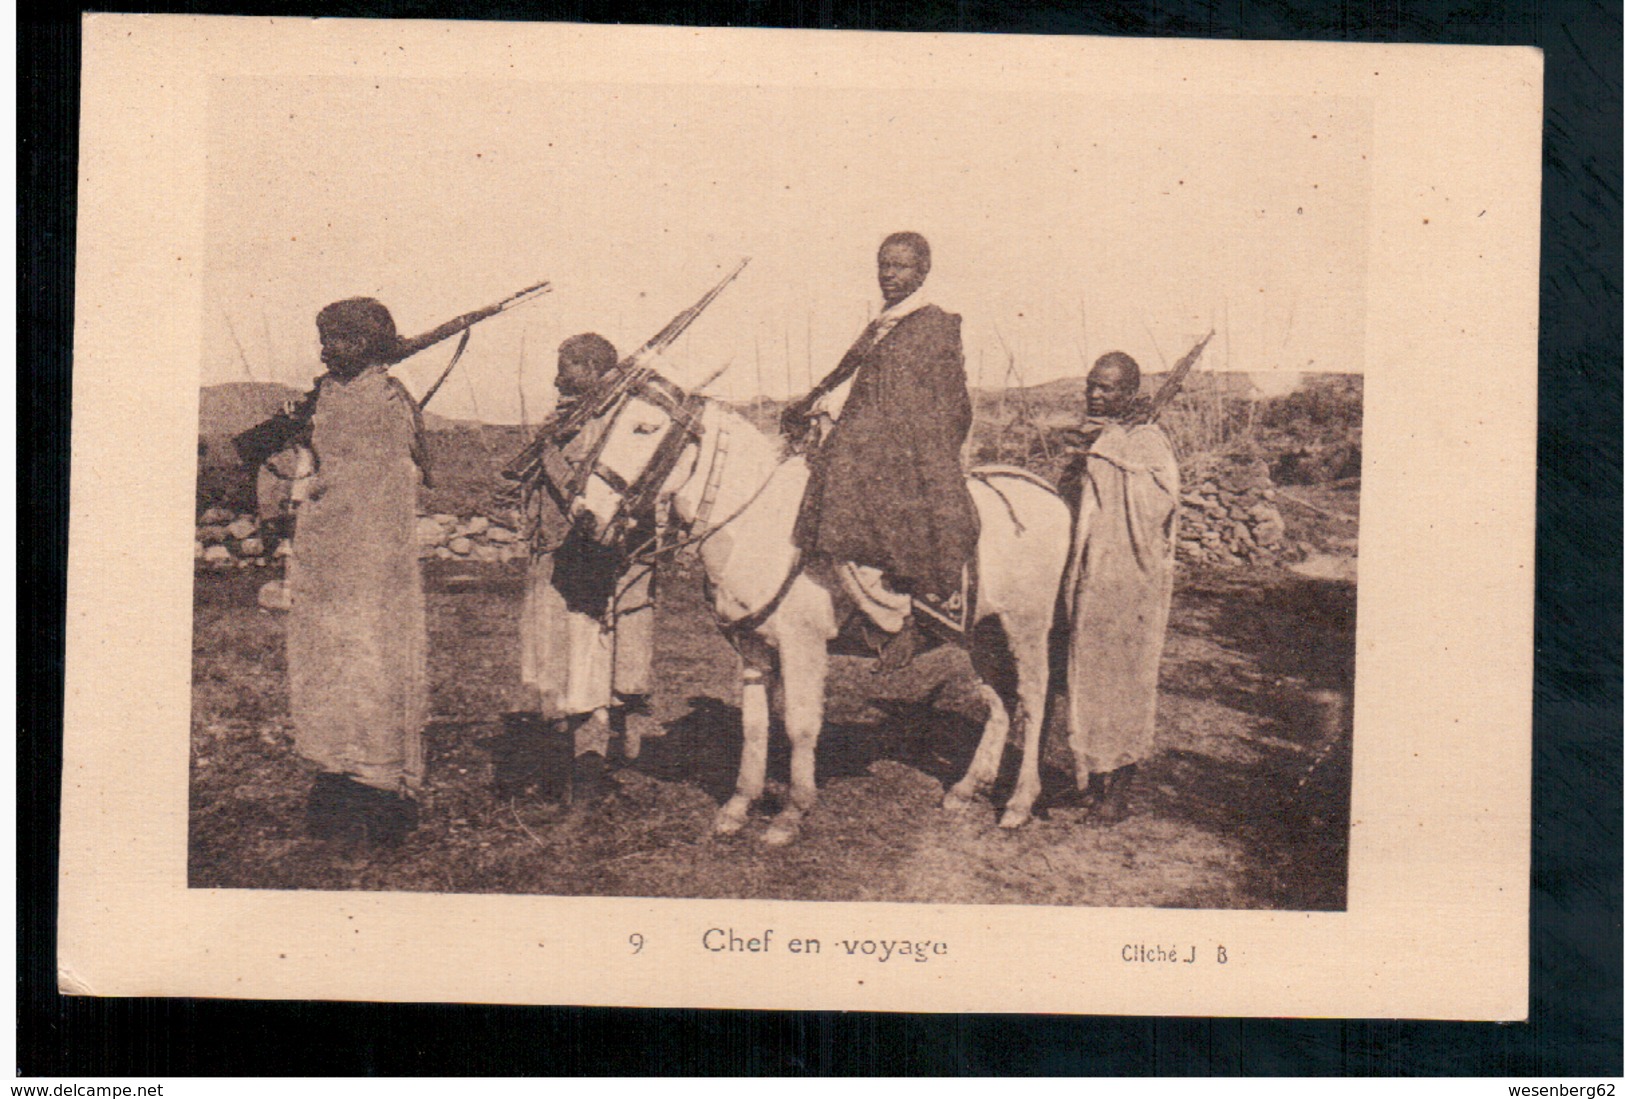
[623,401,784,568]
[586,375,707,547]
[609,396,805,631]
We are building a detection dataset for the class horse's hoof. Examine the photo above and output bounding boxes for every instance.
[942,786,977,812]
[714,803,749,836]
[762,820,800,846]
[998,807,1032,830]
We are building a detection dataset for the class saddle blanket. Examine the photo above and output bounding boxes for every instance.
[837,562,971,644]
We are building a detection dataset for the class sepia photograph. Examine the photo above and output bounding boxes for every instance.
[60,17,1537,1016]
[186,67,1365,910]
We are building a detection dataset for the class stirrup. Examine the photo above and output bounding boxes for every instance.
[872,615,921,674]
[913,582,970,643]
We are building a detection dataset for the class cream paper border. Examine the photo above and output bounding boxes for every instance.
[60,15,1540,1017]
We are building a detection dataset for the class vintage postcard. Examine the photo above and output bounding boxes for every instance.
[60,16,1539,1015]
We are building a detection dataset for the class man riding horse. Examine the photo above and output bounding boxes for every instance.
[560,252,1074,839]
[782,231,978,671]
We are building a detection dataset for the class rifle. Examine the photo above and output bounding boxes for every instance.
[1138,328,1215,424]
[393,280,551,364]
[503,259,750,492]
[231,280,552,467]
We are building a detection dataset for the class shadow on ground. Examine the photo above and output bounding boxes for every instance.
[189,556,1353,909]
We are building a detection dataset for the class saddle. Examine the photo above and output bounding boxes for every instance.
[829,560,974,652]
[836,466,1056,653]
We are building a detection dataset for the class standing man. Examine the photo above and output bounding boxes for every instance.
[290,298,430,846]
[503,333,656,811]
[782,231,978,670]
[1062,351,1180,824]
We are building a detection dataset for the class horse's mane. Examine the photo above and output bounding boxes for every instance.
[701,398,791,462]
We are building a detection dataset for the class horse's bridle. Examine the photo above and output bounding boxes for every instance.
[573,370,709,548]
[570,368,815,631]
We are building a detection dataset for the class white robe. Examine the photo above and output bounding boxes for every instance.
[1064,423,1179,776]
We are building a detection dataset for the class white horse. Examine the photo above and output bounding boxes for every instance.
[566,370,1072,844]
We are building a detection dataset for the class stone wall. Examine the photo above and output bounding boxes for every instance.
[199,459,1294,572]
[1175,456,1290,568]
[195,507,527,568]
[194,509,287,569]
[415,512,528,562]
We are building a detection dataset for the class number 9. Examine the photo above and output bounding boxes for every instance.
[629,933,644,954]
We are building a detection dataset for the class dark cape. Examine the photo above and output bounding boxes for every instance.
[795,304,978,598]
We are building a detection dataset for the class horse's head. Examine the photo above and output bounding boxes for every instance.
[569,369,704,548]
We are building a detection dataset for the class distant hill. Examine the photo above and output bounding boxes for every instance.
[195,370,1362,516]
[1013,370,1263,402]
[201,370,1329,442]
[198,381,463,440]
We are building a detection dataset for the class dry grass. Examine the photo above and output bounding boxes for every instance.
[1157,378,1260,465]
[189,555,1352,909]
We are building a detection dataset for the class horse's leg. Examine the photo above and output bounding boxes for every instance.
[944,670,1008,812]
[716,647,773,836]
[762,635,826,847]
[998,619,1051,830]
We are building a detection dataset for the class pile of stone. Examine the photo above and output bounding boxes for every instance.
[1176,456,1289,568]
[195,508,529,568]
[415,512,528,562]
[194,508,288,569]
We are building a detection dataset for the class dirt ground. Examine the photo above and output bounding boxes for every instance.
[189,484,1356,910]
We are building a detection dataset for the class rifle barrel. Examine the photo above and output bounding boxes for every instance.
[229,280,552,466]
[1148,328,1216,416]
[516,261,750,477]
[627,259,749,366]
[394,280,552,361]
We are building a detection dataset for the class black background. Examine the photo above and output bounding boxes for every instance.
[19,0,1621,1076]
